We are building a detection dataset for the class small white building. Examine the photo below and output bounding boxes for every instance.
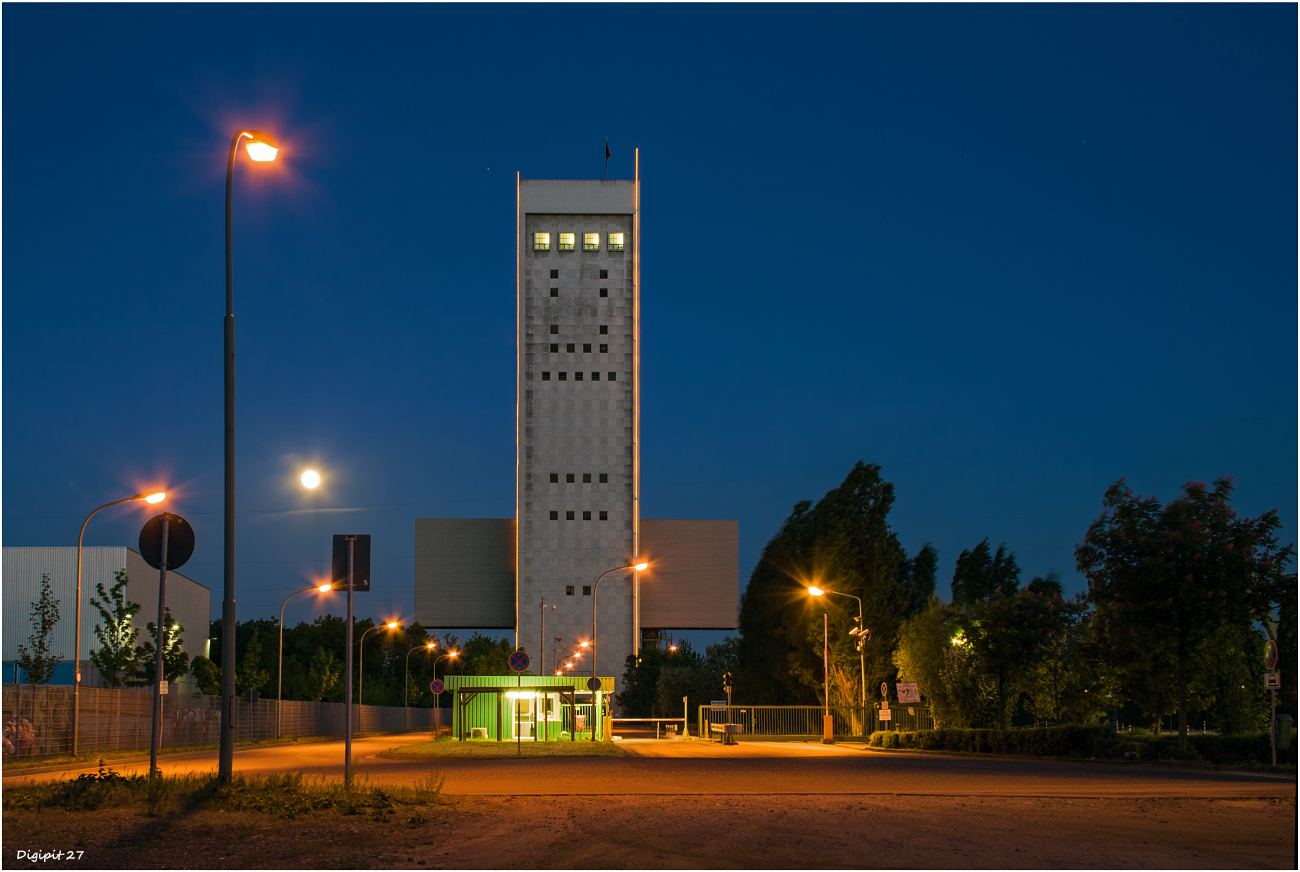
[3,547,211,693]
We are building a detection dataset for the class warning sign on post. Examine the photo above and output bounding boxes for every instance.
[896,682,921,704]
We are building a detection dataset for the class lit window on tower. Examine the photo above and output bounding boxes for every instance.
[559,233,575,251]
[583,233,600,251]
[534,233,550,251]
[608,233,624,251]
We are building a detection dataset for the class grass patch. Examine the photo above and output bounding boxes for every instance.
[3,761,448,820]
[386,739,629,758]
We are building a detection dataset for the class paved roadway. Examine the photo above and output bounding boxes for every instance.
[4,733,1294,799]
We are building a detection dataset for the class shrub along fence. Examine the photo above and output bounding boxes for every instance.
[2,683,440,763]
[867,725,1297,766]
[698,703,935,739]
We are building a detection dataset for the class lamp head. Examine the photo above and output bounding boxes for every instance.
[243,130,279,161]
[633,562,649,571]
[808,586,824,597]
[580,641,589,648]
[386,621,399,630]
[318,583,332,593]
[134,491,166,504]
[426,642,436,650]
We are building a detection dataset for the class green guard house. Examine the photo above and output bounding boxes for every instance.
[446,675,616,741]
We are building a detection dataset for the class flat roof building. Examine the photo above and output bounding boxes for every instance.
[415,160,738,692]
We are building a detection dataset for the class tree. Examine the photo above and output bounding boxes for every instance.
[951,539,1020,608]
[88,570,142,687]
[460,633,514,676]
[15,572,61,685]
[1077,477,1292,749]
[235,628,271,696]
[302,647,341,702]
[132,610,189,684]
[190,655,222,695]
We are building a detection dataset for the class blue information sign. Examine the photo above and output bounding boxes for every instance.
[508,650,530,672]
[429,679,445,694]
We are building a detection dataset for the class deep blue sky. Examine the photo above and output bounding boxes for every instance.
[4,4,1295,651]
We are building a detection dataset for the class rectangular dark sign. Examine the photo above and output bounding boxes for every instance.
[332,534,372,592]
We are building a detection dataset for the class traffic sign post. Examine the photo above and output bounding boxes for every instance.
[140,512,194,779]
[332,534,371,789]
[429,679,445,695]
[509,651,529,755]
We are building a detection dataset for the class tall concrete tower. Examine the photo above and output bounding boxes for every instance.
[515,165,640,678]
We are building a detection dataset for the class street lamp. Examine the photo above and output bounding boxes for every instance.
[72,490,165,756]
[405,641,437,729]
[591,563,647,679]
[808,585,869,709]
[277,582,332,738]
[430,650,458,740]
[220,128,279,781]
[357,620,399,705]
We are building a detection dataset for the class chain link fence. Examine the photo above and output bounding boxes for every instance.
[698,703,935,740]
[3,684,438,762]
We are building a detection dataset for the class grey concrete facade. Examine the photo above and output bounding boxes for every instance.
[516,178,639,678]
[413,519,516,628]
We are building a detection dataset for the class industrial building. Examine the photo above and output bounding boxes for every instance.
[414,162,739,688]
[2,547,211,693]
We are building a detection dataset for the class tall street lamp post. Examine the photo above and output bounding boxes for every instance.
[358,621,398,705]
[591,563,647,679]
[277,583,332,738]
[405,642,437,729]
[539,599,555,676]
[808,586,869,709]
[430,650,457,741]
[220,128,279,780]
[73,491,165,756]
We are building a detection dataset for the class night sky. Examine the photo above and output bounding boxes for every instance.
[4,4,1295,651]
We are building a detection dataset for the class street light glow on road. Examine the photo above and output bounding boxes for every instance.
[301,470,320,488]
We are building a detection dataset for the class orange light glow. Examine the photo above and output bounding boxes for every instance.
[246,141,278,161]
[143,492,166,504]
[633,562,648,571]
[426,642,436,649]
[386,621,399,630]
[579,641,589,648]
[317,583,332,593]
[808,586,825,597]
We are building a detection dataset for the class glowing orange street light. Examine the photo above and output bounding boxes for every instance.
[405,640,440,727]
[358,620,401,705]
[278,581,334,737]
[73,490,167,755]
[808,584,867,710]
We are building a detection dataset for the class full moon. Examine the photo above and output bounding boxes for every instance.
[301,470,321,489]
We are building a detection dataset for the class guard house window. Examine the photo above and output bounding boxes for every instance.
[599,288,608,297]
[566,343,575,353]
[559,233,575,251]
[608,372,616,381]
[599,325,608,334]
[599,269,608,279]
[550,325,559,334]
[550,343,559,353]
[599,511,608,520]
[550,270,559,278]
[582,585,592,595]
[599,344,608,353]
[559,372,567,381]
[599,473,608,483]
[608,233,624,251]
[566,474,575,483]
[566,511,575,520]
[582,473,591,483]
[566,585,575,595]
[550,511,559,520]
[541,372,550,381]
[582,511,592,520]
[583,343,591,353]
[550,473,559,483]
[550,288,558,297]
[591,372,600,381]
[583,233,600,251]
[534,233,550,251]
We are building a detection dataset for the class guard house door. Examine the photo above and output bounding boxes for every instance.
[514,695,535,739]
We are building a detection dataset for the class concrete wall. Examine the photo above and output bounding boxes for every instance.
[413,519,516,628]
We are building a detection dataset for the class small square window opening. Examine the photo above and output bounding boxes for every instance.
[550,473,559,483]
[559,372,567,381]
[582,585,592,596]
[550,343,559,353]
[566,343,575,353]
[591,372,600,381]
[599,269,608,279]
[599,325,608,334]
[599,511,608,520]
[566,511,575,520]
[550,325,559,334]
[583,343,591,353]
[566,474,575,483]
[550,288,558,297]
[575,372,583,381]
[608,233,624,251]
[582,511,592,520]
[599,344,608,353]
[582,473,591,483]
[583,233,600,251]
[608,372,616,381]
[599,473,608,483]
[550,269,559,279]
[559,233,575,251]
[599,288,608,297]
[549,511,559,520]
[542,372,550,381]
[566,585,575,595]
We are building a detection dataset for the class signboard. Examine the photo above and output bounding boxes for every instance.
[880,682,888,700]
[158,680,168,695]
[710,700,727,708]
[586,677,602,691]
[878,707,892,722]
[896,682,921,704]
[331,534,372,591]
[429,679,445,695]
[1264,640,1279,671]
[1265,672,1281,690]
[508,650,530,673]
[139,513,195,571]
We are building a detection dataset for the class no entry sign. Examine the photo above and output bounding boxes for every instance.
[508,650,530,672]
[429,679,445,694]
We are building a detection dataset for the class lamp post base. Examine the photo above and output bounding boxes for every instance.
[822,714,835,744]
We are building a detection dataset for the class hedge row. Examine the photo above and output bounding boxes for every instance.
[868,725,1296,766]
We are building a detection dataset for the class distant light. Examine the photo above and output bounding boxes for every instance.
[143,492,166,504]
[579,641,589,648]
[669,645,678,651]
[449,651,458,657]
[426,642,436,649]
[386,621,399,629]
[633,562,648,571]
[301,470,320,489]
[318,583,332,593]
[808,586,824,597]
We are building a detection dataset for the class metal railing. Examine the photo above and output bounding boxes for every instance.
[698,703,934,740]
[3,684,437,763]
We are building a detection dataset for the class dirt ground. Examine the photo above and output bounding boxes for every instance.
[5,793,1295,869]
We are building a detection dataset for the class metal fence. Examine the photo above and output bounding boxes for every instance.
[698,703,935,740]
[3,684,439,762]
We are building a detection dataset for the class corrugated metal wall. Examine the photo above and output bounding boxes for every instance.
[445,674,613,741]
[413,519,516,628]
[638,519,739,629]
[3,547,211,692]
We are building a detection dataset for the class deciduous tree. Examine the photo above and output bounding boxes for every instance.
[16,573,61,685]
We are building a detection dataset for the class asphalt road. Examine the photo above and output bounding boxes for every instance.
[5,734,1294,799]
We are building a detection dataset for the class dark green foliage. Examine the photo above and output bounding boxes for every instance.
[951,539,1020,608]
[617,639,738,719]
[738,462,931,706]
[16,572,61,684]
[1078,477,1293,748]
[190,655,221,695]
[459,632,515,676]
[1278,573,1297,718]
[88,571,142,687]
[870,724,1118,758]
[236,628,272,696]
[303,647,342,702]
[131,609,188,685]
